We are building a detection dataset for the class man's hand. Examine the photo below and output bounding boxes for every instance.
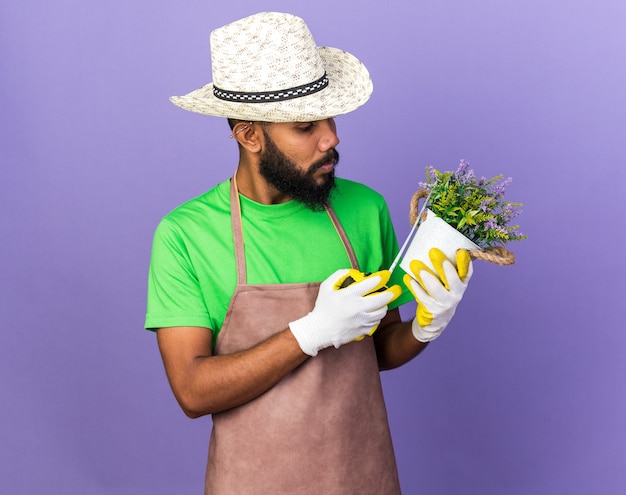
[403,248,473,343]
[289,269,401,356]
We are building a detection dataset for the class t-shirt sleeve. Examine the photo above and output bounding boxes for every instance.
[144,218,212,331]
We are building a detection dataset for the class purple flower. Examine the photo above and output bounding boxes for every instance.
[494,177,512,198]
[455,160,476,184]
[479,198,494,212]
[456,160,471,175]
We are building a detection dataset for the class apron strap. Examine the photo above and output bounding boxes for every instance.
[230,174,360,285]
[230,175,248,284]
[325,206,359,270]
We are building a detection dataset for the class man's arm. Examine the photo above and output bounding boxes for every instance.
[156,269,397,418]
[374,248,474,370]
[373,309,428,370]
[157,326,308,418]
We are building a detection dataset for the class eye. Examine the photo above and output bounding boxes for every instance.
[297,122,316,133]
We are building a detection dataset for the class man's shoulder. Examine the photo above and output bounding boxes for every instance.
[154,179,231,239]
[162,180,229,222]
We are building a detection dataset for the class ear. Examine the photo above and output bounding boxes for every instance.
[232,122,262,153]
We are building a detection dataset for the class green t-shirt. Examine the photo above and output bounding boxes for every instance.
[145,178,412,346]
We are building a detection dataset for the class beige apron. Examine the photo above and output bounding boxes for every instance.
[204,178,401,494]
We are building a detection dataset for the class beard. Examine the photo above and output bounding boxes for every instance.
[258,129,339,212]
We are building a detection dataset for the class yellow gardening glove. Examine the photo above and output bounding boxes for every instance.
[403,248,473,343]
[336,269,401,295]
[335,269,402,340]
[289,269,401,356]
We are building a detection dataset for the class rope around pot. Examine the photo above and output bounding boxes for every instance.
[409,189,516,266]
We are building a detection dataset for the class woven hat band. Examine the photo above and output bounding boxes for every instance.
[213,72,329,103]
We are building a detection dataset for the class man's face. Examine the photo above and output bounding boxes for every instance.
[258,119,340,211]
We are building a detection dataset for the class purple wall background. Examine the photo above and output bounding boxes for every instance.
[2,1,625,493]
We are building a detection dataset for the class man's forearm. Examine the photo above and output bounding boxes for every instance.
[373,309,428,370]
[158,327,309,418]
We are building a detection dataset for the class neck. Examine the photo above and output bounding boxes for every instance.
[234,162,291,205]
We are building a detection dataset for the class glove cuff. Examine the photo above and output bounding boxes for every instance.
[289,313,322,357]
[411,317,439,343]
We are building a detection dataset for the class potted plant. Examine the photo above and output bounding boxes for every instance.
[400,160,526,273]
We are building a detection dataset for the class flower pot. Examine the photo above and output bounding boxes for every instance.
[400,209,480,274]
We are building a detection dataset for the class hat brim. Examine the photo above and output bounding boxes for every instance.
[169,47,373,122]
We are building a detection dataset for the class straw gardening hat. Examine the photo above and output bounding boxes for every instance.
[170,12,373,122]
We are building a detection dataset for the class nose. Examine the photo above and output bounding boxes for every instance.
[318,118,339,151]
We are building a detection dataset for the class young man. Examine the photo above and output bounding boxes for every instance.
[146,12,472,494]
